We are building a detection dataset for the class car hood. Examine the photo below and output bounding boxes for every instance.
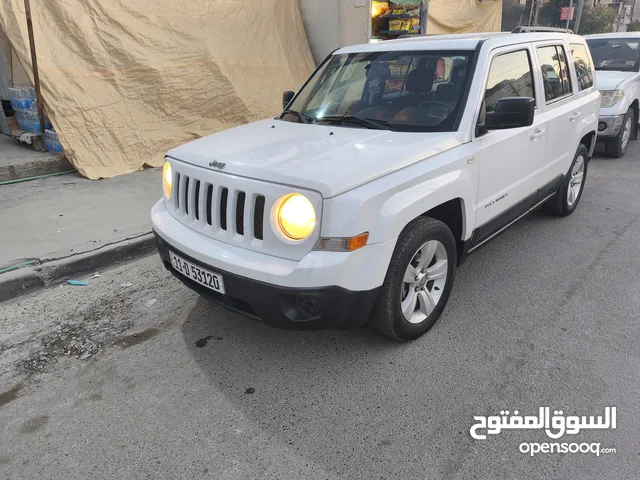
[166,119,463,198]
[595,70,636,90]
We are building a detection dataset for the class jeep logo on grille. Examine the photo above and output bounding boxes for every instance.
[209,161,226,171]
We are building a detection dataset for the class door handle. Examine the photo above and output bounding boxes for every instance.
[530,128,546,140]
[569,112,581,122]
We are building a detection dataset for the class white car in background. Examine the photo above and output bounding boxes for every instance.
[585,33,640,157]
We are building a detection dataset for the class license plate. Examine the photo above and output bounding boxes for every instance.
[169,251,226,294]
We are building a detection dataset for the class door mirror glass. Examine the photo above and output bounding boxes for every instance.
[484,97,535,131]
[282,91,295,110]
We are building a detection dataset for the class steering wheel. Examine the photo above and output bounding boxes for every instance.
[417,100,452,119]
[418,100,451,112]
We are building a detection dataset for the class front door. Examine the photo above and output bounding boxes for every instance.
[473,46,548,244]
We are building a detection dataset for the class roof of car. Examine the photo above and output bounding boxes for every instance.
[584,32,640,40]
[335,32,586,55]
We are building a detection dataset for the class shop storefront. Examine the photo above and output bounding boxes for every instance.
[371,1,426,42]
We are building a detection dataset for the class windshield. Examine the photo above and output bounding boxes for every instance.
[281,50,474,132]
[586,38,640,72]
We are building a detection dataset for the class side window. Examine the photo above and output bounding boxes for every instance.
[483,49,535,115]
[537,45,572,103]
[570,43,595,91]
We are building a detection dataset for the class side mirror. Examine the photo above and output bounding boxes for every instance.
[483,97,535,131]
[282,91,295,110]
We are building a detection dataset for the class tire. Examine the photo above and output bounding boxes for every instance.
[606,107,634,158]
[369,217,457,342]
[543,144,588,217]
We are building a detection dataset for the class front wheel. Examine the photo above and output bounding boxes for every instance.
[544,144,588,217]
[606,108,634,158]
[369,217,457,342]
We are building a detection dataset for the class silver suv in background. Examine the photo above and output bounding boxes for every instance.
[585,33,640,157]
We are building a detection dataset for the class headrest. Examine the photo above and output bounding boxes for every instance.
[406,68,434,94]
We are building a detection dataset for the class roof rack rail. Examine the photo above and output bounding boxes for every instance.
[511,26,573,34]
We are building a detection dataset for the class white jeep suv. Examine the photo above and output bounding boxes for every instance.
[152,32,600,341]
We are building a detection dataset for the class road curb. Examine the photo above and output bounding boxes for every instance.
[0,233,157,303]
[0,155,74,183]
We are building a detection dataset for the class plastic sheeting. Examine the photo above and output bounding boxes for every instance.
[0,0,316,179]
[428,0,503,35]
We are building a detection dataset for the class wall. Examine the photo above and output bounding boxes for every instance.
[299,0,341,65]
[339,0,370,50]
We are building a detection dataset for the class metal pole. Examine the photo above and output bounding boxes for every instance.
[574,0,586,33]
[566,0,575,31]
[528,0,535,26]
[23,0,46,141]
[422,0,430,34]
[534,0,542,26]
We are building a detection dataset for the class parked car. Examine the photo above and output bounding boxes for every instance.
[585,33,640,157]
[152,32,600,341]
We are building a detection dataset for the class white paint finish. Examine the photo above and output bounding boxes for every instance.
[167,120,465,199]
[320,143,478,243]
[595,70,640,118]
[152,200,396,291]
[532,41,581,184]
[157,32,600,291]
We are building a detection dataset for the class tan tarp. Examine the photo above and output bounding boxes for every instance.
[0,0,316,179]
[428,0,503,35]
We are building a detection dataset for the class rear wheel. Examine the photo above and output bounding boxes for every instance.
[606,107,634,158]
[370,217,457,342]
[544,144,588,217]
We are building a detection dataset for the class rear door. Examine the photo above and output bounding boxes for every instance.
[473,44,548,241]
[532,41,581,189]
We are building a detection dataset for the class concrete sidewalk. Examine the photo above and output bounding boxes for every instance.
[0,134,73,182]
[0,167,161,300]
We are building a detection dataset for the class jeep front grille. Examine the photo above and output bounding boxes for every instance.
[174,174,265,240]
[165,158,322,261]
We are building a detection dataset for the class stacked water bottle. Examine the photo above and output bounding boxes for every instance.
[44,129,63,153]
[9,86,53,134]
[9,86,62,152]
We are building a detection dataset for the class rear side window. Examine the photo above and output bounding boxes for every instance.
[484,49,535,114]
[537,45,573,103]
[570,43,595,91]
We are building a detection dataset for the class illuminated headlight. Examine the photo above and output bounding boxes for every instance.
[276,194,316,240]
[162,161,172,199]
[600,90,624,108]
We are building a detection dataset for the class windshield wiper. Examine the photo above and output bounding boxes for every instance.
[315,115,392,131]
[281,109,312,124]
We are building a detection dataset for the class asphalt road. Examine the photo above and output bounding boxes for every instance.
[1,144,639,479]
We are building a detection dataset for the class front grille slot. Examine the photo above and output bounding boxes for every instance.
[236,192,246,235]
[206,185,213,226]
[175,173,181,210]
[220,188,228,230]
[194,180,201,221]
[254,196,265,240]
[183,176,190,216]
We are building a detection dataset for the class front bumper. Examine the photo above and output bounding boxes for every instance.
[597,114,626,138]
[155,232,380,329]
